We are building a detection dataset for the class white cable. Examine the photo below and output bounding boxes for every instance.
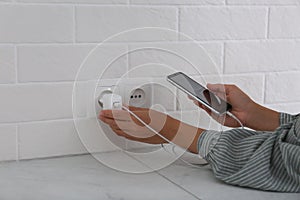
[226,111,245,129]
[122,106,245,169]
[122,106,209,169]
[161,144,209,168]
[122,106,183,151]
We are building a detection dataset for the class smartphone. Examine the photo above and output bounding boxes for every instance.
[167,72,232,115]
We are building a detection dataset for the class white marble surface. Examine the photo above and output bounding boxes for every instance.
[0,152,298,200]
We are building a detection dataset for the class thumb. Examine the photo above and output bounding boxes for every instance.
[207,83,228,100]
[127,105,148,112]
[207,83,226,93]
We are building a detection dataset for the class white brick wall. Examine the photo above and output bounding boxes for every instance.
[180,7,267,40]
[0,125,17,161]
[131,0,225,5]
[0,5,73,43]
[0,83,73,123]
[128,42,223,76]
[227,0,300,5]
[18,119,86,159]
[17,0,127,3]
[225,41,300,73]
[0,0,299,161]
[76,6,177,42]
[269,7,300,38]
[0,45,15,83]
[266,72,300,103]
[17,44,128,82]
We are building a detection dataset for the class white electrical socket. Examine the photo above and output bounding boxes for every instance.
[85,79,121,117]
[129,88,146,107]
[94,77,177,114]
[119,77,153,108]
[93,78,178,151]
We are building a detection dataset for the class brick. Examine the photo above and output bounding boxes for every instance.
[225,41,300,73]
[76,6,177,42]
[0,45,15,83]
[131,0,224,5]
[269,7,300,38]
[180,7,267,40]
[265,102,300,115]
[128,42,222,77]
[266,72,300,103]
[228,0,300,5]
[17,0,127,3]
[0,83,73,123]
[18,44,127,82]
[0,125,17,161]
[0,5,73,43]
[18,120,86,159]
[74,118,127,153]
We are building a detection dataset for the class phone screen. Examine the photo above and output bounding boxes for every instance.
[167,72,231,114]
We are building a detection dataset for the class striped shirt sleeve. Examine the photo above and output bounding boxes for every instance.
[197,113,300,192]
[280,112,299,125]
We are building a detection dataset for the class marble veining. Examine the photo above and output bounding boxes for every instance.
[0,152,298,200]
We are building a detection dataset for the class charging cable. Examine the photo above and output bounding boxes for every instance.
[122,106,247,169]
[226,111,245,129]
[121,106,209,168]
[99,93,245,169]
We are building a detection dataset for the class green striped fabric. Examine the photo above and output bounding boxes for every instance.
[197,113,300,192]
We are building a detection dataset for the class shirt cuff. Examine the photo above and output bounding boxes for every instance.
[197,130,221,159]
[280,113,297,125]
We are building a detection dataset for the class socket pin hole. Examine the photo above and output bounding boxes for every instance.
[135,95,137,98]
[131,95,133,99]
[138,95,142,98]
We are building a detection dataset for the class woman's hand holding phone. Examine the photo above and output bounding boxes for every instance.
[190,84,254,128]
[190,83,280,131]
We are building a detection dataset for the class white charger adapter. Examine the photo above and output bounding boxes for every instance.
[99,93,122,110]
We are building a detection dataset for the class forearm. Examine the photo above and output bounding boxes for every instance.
[163,117,204,154]
[245,102,280,131]
[202,117,300,192]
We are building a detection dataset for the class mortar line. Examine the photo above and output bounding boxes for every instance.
[263,73,267,104]
[14,45,18,84]
[177,7,181,41]
[266,7,271,39]
[222,42,226,74]
[16,125,20,162]
[73,5,76,44]
[2,38,300,45]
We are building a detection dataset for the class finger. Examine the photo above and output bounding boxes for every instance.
[207,83,227,94]
[112,128,129,137]
[194,102,200,107]
[128,105,148,112]
[201,105,212,116]
[109,123,130,132]
[192,100,210,112]
[99,115,115,125]
[122,104,148,112]
[102,109,149,128]
[100,110,131,121]
[187,95,194,100]
[202,105,212,113]
[111,128,145,142]
[206,83,229,100]
[100,116,130,131]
